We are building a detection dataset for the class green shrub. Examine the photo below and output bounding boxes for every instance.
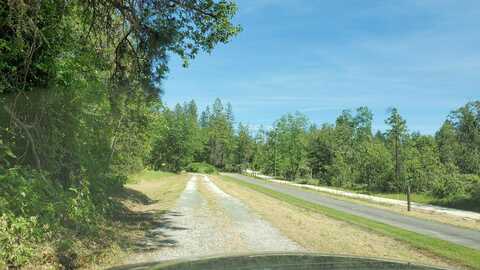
[0,214,41,267]
[295,178,308,184]
[471,181,480,203]
[431,173,479,199]
[186,162,218,174]
[0,167,122,267]
[0,168,59,220]
[55,239,78,269]
[458,174,480,194]
[431,174,465,198]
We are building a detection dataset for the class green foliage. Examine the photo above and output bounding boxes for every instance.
[448,101,480,174]
[233,123,255,172]
[187,162,218,174]
[149,98,237,172]
[221,175,480,270]
[431,174,467,199]
[472,181,480,203]
[263,113,309,180]
[403,134,444,193]
[0,167,114,266]
[357,141,393,192]
[248,102,480,208]
[128,170,176,184]
[0,214,41,266]
[204,99,236,170]
[307,124,335,182]
[436,120,461,168]
[0,0,240,267]
[150,102,202,172]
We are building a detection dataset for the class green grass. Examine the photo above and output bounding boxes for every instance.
[128,169,177,183]
[187,162,218,174]
[374,192,436,204]
[220,175,480,270]
[283,176,479,212]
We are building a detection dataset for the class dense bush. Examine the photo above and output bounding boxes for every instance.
[431,174,466,198]
[187,162,218,174]
[0,167,120,266]
[0,214,41,266]
[0,0,239,267]
[472,182,480,203]
[432,174,480,199]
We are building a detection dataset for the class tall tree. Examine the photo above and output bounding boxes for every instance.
[385,108,409,208]
[234,123,253,171]
[204,98,235,169]
[354,106,373,141]
[435,120,460,171]
[449,101,480,174]
[273,112,309,180]
[307,124,336,181]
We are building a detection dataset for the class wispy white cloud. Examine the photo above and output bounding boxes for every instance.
[163,1,480,134]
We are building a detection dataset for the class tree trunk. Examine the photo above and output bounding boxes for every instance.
[407,183,411,211]
[395,136,399,186]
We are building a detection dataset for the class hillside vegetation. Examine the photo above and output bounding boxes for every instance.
[0,0,239,268]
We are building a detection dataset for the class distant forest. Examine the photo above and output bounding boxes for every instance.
[152,98,480,206]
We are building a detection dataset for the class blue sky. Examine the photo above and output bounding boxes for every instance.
[162,0,479,134]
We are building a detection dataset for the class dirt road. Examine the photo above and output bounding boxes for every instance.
[128,174,302,264]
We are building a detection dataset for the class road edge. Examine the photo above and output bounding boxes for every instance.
[219,175,480,270]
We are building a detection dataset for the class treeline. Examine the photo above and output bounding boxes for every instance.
[154,99,480,207]
[0,0,239,268]
[149,99,236,171]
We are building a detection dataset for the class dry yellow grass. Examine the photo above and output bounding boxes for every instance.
[211,176,464,270]
[126,172,189,212]
[22,172,189,270]
[79,172,189,270]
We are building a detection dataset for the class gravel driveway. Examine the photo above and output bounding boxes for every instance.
[129,174,303,264]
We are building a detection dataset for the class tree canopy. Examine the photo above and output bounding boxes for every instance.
[0,1,240,267]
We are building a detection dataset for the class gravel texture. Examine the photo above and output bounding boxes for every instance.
[128,174,302,264]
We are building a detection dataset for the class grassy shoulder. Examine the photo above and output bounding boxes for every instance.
[211,176,459,269]
[219,175,480,270]
[306,187,480,231]
[28,170,187,270]
[96,171,188,269]
[375,192,480,213]
[271,175,480,230]
[294,177,480,213]
[128,170,177,184]
[124,170,188,212]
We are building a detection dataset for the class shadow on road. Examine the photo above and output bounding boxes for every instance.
[112,188,186,252]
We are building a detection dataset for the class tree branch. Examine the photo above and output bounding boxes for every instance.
[170,0,219,19]
[3,105,41,169]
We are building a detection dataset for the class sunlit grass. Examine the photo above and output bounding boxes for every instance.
[221,175,480,269]
[128,169,177,184]
[374,192,436,204]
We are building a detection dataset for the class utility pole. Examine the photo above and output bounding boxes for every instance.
[407,183,411,211]
[395,133,410,211]
[386,108,408,211]
[273,129,277,177]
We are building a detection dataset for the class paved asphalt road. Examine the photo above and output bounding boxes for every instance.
[223,173,480,250]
